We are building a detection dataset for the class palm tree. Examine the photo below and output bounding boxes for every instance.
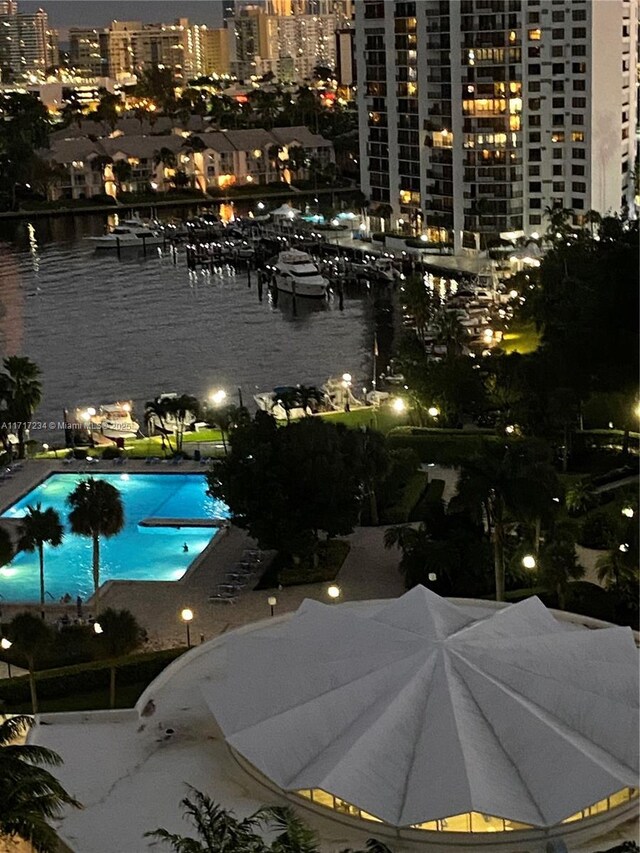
[544,205,574,243]
[434,309,467,359]
[297,385,324,416]
[451,441,558,601]
[596,548,636,593]
[0,356,42,459]
[111,159,132,194]
[153,147,178,191]
[582,209,602,238]
[145,397,175,454]
[95,608,143,709]
[18,504,64,620]
[146,787,392,853]
[564,479,595,516]
[0,524,13,570]
[537,531,584,610]
[7,613,52,713]
[0,715,81,852]
[67,478,124,614]
[164,394,201,454]
[384,523,433,588]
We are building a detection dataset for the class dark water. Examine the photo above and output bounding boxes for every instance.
[0,209,377,443]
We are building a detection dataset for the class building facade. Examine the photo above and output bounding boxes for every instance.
[230,0,352,81]
[355,0,638,250]
[42,125,334,199]
[0,3,49,78]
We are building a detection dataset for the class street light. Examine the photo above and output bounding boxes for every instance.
[428,406,440,418]
[392,398,406,414]
[1,637,12,678]
[428,572,437,582]
[621,507,635,518]
[181,608,194,648]
[522,554,536,570]
[619,543,629,553]
[327,584,341,601]
[93,622,103,634]
[267,595,277,617]
[210,389,227,406]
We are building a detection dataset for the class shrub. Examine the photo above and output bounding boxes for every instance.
[101,445,122,460]
[579,510,621,550]
[388,428,500,465]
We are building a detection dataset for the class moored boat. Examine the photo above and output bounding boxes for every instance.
[272,250,328,298]
[89,218,165,249]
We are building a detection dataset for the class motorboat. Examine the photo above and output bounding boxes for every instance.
[89,219,165,248]
[272,250,328,298]
[347,257,402,283]
[74,402,140,440]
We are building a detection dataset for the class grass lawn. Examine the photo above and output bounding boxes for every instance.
[501,321,540,354]
[257,539,351,589]
[287,407,407,434]
[34,429,225,461]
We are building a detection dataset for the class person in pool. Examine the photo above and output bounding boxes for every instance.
[183,542,189,553]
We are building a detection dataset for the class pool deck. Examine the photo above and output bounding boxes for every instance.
[0,460,407,648]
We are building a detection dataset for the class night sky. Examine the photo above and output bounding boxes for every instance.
[18,1,227,34]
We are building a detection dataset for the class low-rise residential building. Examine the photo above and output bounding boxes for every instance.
[39,125,335,199]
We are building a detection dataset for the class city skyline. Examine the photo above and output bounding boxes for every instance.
[18,0,227,32]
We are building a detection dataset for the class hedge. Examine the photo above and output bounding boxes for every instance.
[409,478,445,523]
[387,428,499,465]
[380,472,428,525]
[0,648,184,707]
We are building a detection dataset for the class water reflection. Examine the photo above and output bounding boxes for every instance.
[0,210,373,442]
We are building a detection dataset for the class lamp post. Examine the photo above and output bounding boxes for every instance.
[93,621,103,634]
[181,608,194,648]
[327,584,341,602]
[267,595,277,617]
[210,389,227,406]
[1,637,12,678]
[522,554,536,570]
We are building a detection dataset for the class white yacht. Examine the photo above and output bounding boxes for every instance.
[273,250,328,298]
[75,402,140,440]
[89,219,165,249]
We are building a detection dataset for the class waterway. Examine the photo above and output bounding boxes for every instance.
[0,206,386,444]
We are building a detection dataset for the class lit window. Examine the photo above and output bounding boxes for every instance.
[571,131,584,142]
[528,28,542,40]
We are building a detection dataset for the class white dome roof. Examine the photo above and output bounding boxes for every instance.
[203,587,639,829]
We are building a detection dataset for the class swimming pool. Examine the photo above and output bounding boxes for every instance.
[0,473,229,603]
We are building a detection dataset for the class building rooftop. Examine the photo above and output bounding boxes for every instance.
[29,593,639,853]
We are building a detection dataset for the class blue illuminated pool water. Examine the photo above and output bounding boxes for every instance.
[0,473,229,603]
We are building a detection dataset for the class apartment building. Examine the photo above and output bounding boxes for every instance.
[355,0,638,250]
[41,125,334,198]
[230,0,352,81]
[0,3,49,78]
[69,28,110,77]
[69,19,230,82]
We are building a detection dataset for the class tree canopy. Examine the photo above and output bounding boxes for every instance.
[0,715,81,852]
[207,415,377,560]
